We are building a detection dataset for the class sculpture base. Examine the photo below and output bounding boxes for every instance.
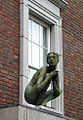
[0,104,74,120]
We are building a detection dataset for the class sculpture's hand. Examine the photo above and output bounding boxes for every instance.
[51,71,59,82]
[43,70,58,82]
[49,70,58,78]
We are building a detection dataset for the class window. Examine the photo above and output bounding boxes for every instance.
[20,0,64,114]
[28,17,50,80]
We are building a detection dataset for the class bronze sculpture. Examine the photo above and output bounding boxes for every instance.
[24,52,62,106]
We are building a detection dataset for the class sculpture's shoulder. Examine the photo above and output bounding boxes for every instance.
[29,66,47,85]
[31,66,47,79]
[38,66,47,72]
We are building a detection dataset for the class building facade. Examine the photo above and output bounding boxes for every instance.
[0,0,83,120]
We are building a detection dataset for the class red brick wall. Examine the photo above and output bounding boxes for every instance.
[61,0,83,120]
[0,0,20,105]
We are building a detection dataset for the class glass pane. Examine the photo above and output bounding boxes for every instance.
[40,48,47,67]
[28,67,37,82]
[32,43,39,68]
[43,27,47,48]
[40,26,47,48]
[40,47,43,67]
[40,26,43,47]
[29,19,32,41]
[28,41,32,65]
[32,21,40,45]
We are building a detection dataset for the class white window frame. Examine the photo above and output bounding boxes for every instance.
[20,0,65,114]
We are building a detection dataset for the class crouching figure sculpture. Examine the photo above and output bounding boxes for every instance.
[24,52,62,106]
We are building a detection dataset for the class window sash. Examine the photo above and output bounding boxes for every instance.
[28,17,50,70]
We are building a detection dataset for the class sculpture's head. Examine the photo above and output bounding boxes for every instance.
[47,52,59,67]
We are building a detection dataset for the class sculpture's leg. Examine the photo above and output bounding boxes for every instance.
[41,89,61,106]
[37,70,57,92]
[52,74,62,95]
[25,84,39,105]
[36,89,61,106]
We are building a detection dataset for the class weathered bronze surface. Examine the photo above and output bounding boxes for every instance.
[24,52,62,106]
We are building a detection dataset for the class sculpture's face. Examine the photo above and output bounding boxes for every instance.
[47,53,58,67]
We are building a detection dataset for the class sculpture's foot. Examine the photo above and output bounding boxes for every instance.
[42,103,47,106]
[41,100,48,106]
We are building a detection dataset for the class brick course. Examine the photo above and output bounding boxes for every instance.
[0,0,20,105]
[61,0,83,120]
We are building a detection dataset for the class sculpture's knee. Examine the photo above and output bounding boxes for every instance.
[25,90,37,105]
[24,89,31,103]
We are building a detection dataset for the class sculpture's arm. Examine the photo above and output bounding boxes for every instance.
[52,73,62,95]
[29,70,40,86]
[37,67,47,85]
[25,71,39,95]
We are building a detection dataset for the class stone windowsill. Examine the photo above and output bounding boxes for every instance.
[0,104,74,120]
